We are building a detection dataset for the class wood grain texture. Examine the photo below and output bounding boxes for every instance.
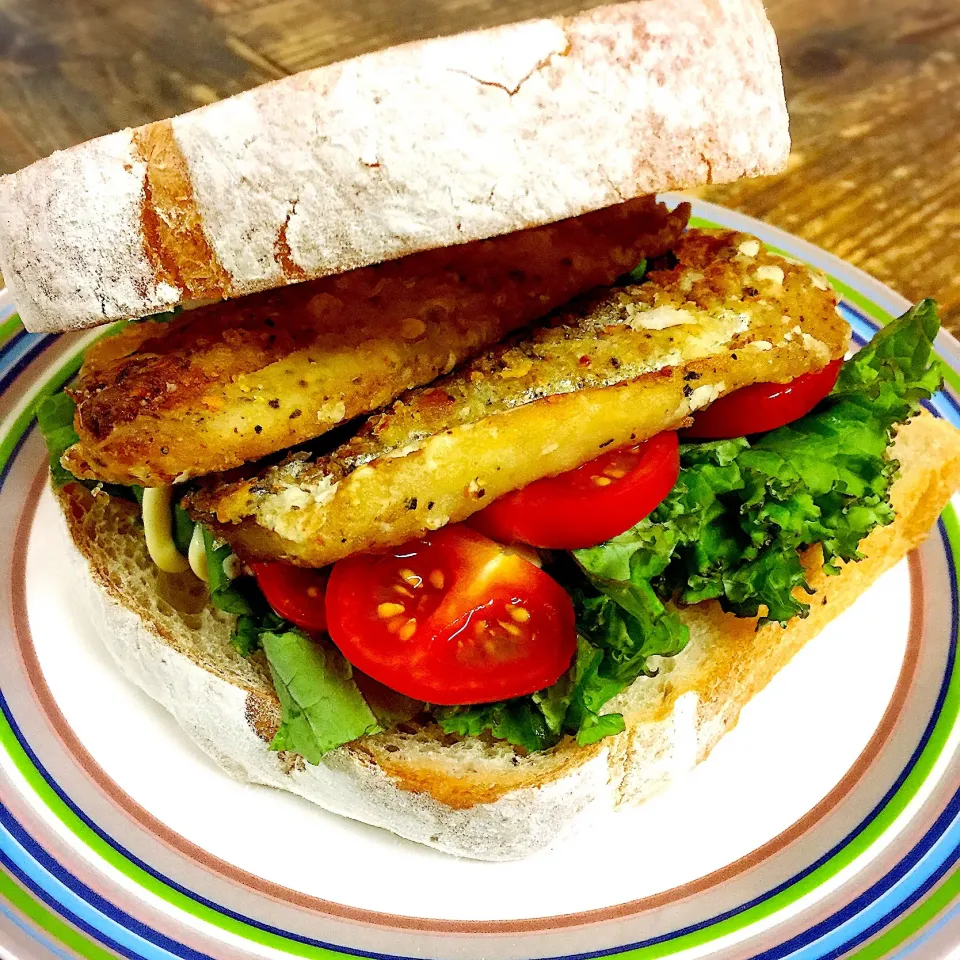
[0,0,956,330]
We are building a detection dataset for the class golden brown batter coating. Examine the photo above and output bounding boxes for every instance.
[188,230,849,567]
[64,197,688,486]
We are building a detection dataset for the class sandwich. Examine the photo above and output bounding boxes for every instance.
[3,0,959,862]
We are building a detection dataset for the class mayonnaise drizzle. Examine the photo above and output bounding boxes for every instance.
[188,522,209,582]
[141,487,190,574]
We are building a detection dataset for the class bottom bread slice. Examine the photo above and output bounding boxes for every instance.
[54,411,960,860]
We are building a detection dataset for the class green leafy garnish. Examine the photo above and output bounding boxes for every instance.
[579,300,941,626]
[231,609,287,657]
[568,591,686,744]
[172,503,195,556]
[444,301,943,752]
[261,629,381,762]
[231,616,262,658]
[621,259,648,285]
[201,526,255,616]
[437,699,560,753]
[36,391,138,502]
[200,526,291,655]
[36,393,81,488]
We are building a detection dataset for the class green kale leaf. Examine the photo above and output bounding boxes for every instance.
[549,300,940,746]
[36,392,82,488]
[437,699,561,753]
[578,300,941,628]
[202,526,255,616]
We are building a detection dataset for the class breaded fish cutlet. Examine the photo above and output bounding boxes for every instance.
[62,197,689,487]
[187,230,849,567]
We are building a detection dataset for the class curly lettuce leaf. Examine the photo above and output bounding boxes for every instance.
[262,629,381,762]
[578,300,942,624]
[36,391,143,506]
[437,699,560,753]
[566,579,688,743]
[569,299,942,730]
[36,393,80,488]
[832,298,942,415]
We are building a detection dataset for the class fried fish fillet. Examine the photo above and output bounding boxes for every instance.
[188,230,849,567]
[63,197,689,487]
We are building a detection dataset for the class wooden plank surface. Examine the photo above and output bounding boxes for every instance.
[0,0,957,329]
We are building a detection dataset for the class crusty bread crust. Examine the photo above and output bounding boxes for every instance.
[0,0,789,333]
[51,412,960,858]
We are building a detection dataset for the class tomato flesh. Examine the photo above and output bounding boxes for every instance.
[683,359,843,440]
[251,562,328,633]
[469,431,680,550]
[325,526,576,705]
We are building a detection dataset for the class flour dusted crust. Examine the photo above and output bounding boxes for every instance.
[0,132,182,329]
[52,413,960,859]
[0,0,789,333]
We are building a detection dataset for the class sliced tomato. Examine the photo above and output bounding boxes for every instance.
[325,526,576,705]
[469,431,680,550]
[251,562,328,633]
[683,359,843,440]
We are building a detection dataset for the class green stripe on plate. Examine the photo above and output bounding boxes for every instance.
[846,870,960,960]
[0,343,86,477]
[0,866,118,960]
[1,289,957,957]
[613,504,960,958]
[0,314,22,349]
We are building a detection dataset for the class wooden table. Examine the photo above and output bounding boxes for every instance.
[0,0,957,329]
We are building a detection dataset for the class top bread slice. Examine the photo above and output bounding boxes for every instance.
[0,0,788,333]
[53,412,960,859]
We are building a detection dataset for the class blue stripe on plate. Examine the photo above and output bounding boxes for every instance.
[769,797,960,959]
[891,900,960,959]
[0,331,50,396]
[0,807,210,960]
[0,895,78,960]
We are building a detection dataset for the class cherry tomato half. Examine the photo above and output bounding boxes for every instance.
[683,359,843,440]
[251,562,328,633]
[469,431,680,550]
[325,526,576,705]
